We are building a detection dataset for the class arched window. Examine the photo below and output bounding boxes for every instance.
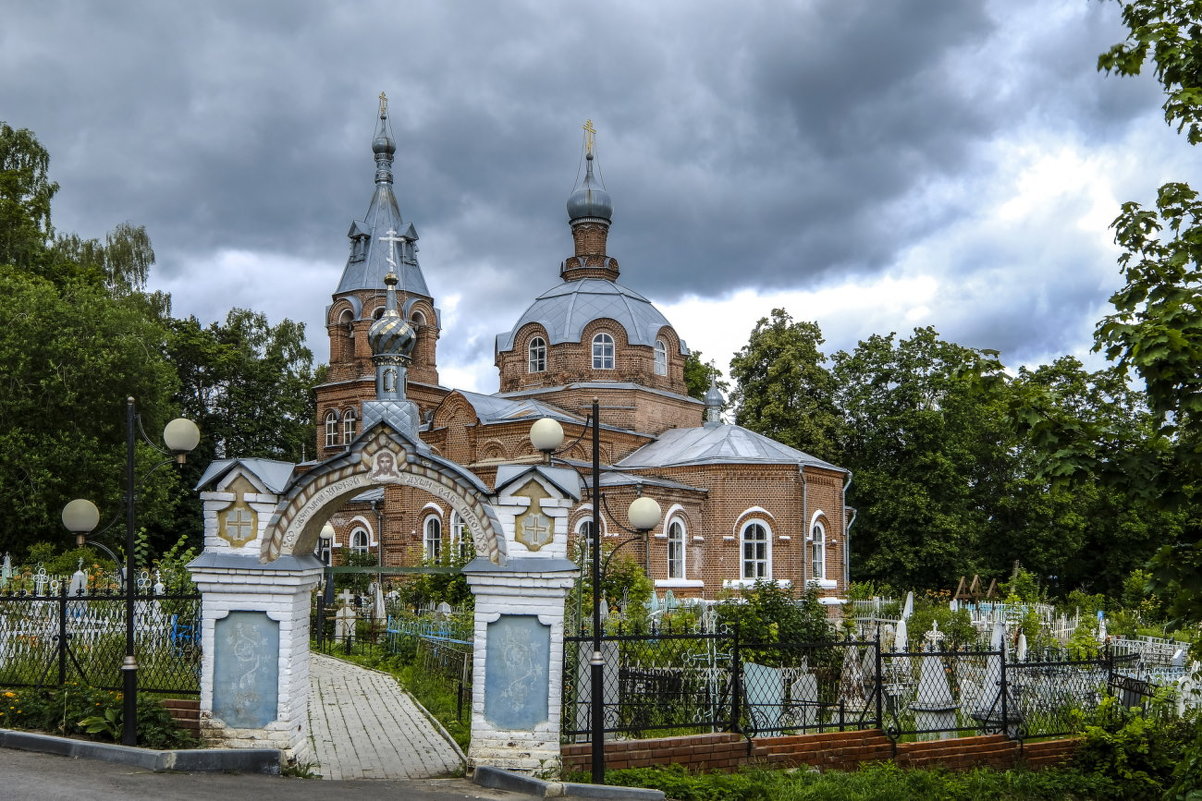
[592,332,614,370]
[451,512,472,559]
[372,306,385,320]
[342,407,357,444]
[654,338,668,376]
[740,521,771,580]
[350,528,370,555]
[337,309,354,362]
[667,519,685,579]
[324,410,340,447]
[811,520,826,581]
[528,336,547,373]
[424,516,442,562]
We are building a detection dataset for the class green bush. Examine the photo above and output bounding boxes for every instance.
[1072,696,1196,801]
[0,685,197,749]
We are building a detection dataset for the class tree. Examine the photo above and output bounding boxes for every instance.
[169,309,316,465]
[1094,0,1202,648]
[0,272,181,556]
[0,123,57,272]
[729,309,843,459]
[831,327,1012,589]
[683,349,726,401]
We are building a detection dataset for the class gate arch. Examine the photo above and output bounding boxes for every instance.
[262,426,507,565]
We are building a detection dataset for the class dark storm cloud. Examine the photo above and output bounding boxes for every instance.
[0,0,1174,383]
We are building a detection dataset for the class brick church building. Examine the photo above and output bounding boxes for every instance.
[314,99,850,603]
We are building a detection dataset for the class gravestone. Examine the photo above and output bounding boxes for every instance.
[334,589,358,644]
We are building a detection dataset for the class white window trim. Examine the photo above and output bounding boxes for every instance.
[739,520,772,581]
[655,578,704,589]
[423,515,443,561]
[666,517,686,580]
[723,578,793,590]
[809,510,828,582]
[349,527,370,555]
[528,336,547,373]
[592,332,615,370]
[342,408,357,445]
[654,338,668,376]
[324,410,340,447]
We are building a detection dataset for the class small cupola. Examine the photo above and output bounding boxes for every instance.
[562,120,619,282]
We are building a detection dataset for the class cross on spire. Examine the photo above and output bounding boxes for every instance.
[378,91,388,118]
[379,228,406,271]
[583,119,597,156]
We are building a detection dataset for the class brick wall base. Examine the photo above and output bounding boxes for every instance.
[163,698,201,736]
[561,730,1080,776]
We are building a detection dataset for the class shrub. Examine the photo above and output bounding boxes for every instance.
[0,685,197,749]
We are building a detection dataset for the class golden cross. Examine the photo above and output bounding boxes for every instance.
[583,119,597,156]
[379,91,388,117]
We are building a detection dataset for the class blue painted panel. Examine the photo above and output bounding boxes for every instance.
[213,611,279,729]
[485,615,550,730]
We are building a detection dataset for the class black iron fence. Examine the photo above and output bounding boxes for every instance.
[0,587,201,695]
[563,623,1154,744]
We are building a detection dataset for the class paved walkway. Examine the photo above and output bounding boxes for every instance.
[307,653,465,780]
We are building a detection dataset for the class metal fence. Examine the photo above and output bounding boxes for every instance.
[0,587,201,695]
[563,625,1155,744]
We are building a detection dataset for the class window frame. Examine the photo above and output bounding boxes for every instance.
[740,521,771,581]
[324,410,340,447]
[350,527,370,555]
[654,338,668,376]
[342,407,357,444]
[811,520,826,581]
[667,518,685,579]
[528,335,547,373]
[424,515,443,562]
[592,332,615,370]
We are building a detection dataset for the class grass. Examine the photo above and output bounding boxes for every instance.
[585,763,1123,801]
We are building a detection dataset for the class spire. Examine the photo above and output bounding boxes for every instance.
[335,95,431,298]
[562,120,618,282]
[361,269,422,440]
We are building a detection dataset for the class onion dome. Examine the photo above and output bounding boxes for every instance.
[566,152,612,222]
[704,378,725,426]
[369,272,416,360]
[372,92,396,157]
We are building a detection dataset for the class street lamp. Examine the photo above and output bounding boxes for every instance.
[63,397,199,746]
[530,400,660,784]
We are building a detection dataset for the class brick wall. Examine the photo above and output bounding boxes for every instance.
[561,730,1082,775]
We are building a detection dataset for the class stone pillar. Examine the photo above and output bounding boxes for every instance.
[189,460,320,761]
[466,464,582,775]
[189,554,321,759]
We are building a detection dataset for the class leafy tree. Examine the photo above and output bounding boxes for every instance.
[0,122,57,272]
[729,309,843,459]
[831,327,1011,589]
[1093,0,1202,650]
[0,272,181,557]
[716,580,833,645]
[169,309,316,464]
[682,349,726,401]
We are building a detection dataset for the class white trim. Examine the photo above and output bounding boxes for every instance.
[738,519,772,581]
[421,501,446,517]
[345,514,376,545]
[655,579,704,589]
[807,578,838,590]
[732,506,775,536]
[723,578,793,590]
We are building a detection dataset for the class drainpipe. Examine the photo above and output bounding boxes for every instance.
[843,470,855,589]
[799,465,807,587]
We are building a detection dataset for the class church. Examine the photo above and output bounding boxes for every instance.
[314,98,850,604]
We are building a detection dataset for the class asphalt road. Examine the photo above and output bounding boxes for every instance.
[0,748,523,801]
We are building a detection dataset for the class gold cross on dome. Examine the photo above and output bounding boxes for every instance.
[378,91,388,117]
[583,119,597,156]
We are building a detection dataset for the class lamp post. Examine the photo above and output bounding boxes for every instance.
[531,399,660,784]
[64,397,199,746]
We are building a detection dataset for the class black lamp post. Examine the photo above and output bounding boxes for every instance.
[63,397,199,746]
[531,398,660,784]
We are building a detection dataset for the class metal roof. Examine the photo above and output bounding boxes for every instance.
[195,458,297,493]
[450,390,584,425]
[495,279,681,354]
[616,425,845,471]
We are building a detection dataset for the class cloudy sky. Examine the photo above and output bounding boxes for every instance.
[2,0,1191,392]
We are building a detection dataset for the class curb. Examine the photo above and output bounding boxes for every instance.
[472,766,665,800]
[0,729,281,774]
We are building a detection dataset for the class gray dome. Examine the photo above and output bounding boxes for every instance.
[566,153,612,222]
[372,133,396,156]
[496,278,680,353]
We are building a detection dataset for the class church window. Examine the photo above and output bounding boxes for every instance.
[576,520,597,569]
[811,520,826,581]
[592,332,614,369]
[383,368,397,392]
[452,512,472,559]
[424,516,443,562]
[350,528,370,555]
[740,521,771,580]
[667,518,685,579]
[324,410,340,447]
[342,408,357,444]
[372,307,385,320]
[529,336,547,372]
[655,339,668,376]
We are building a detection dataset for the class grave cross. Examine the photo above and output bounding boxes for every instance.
[337,588,357,608]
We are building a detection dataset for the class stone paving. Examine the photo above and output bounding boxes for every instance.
[307,653,465,780]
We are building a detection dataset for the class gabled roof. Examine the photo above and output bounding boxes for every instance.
[494,464,583,500]
[195,458,296,493]
[616,425,845,471]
